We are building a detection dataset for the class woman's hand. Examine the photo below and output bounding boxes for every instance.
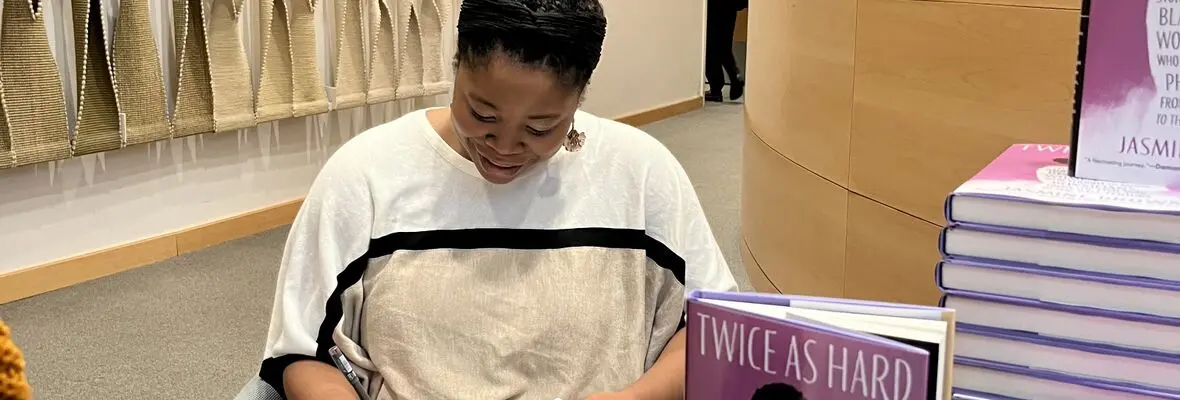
[584,391,641,400]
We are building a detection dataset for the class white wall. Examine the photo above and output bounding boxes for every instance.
[0,0,707,275]
[584,0,707,117]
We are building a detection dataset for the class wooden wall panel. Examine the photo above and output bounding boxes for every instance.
[848,0,1077,223]
[744,0,856,185]
[742,129,847,298]
[741,0,1083,302]
[740,238,779,293]
[922,0,1080,9]
[844,195,942,305]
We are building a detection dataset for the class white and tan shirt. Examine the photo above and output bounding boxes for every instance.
[257,107,738,399]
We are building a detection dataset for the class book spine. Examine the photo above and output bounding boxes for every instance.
[938,226,952,258]
[1068,0,1093,177]
[944,193,957,224]
[934,260,947,291]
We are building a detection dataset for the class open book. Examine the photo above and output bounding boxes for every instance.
[686,290,956,400]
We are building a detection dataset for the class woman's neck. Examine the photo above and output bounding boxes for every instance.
[426,107,473,162]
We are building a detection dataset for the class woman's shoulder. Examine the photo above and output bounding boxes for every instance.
[314,109,442,184]
[576,110,679,167]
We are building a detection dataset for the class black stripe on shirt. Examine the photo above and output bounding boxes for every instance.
[259,227,687,397]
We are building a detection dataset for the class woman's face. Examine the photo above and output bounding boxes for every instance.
[448,53,582,184]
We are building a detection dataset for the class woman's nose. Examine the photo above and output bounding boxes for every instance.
[483,133,522,155]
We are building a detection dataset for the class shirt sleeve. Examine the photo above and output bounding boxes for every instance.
[643,140,740,297]
[257,150,375,395]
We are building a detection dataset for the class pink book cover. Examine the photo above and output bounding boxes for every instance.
[685,296,935,400]
[1070,0,1180,185]
[950,144,1180,216]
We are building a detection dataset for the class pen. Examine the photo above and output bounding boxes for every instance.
[328,346,373,400]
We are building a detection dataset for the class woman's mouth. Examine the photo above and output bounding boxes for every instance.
[476,152,525,176]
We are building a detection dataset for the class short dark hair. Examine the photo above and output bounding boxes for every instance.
[751,382,806,400]
[455,0,608,90]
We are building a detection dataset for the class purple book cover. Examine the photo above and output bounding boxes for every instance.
[1070,0,1180,186]
[946,144,1180,222]
[685,296,933,400]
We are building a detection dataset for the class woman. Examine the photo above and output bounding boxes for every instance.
[255,0,738,399]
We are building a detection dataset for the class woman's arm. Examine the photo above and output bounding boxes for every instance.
[257,145,376,397]
[619,329,688,400]
[284,360,359,400]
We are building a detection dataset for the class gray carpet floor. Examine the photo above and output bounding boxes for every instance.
[0,102,749,399]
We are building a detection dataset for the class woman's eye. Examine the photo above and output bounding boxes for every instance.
[527,127,553,136]
[471,110,496,123]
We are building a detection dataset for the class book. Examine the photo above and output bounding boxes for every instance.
[939,223,1180,282]
[955,323,1180,391]
[946,143,1180,245]
[951,388,1021,400]
[936,257,1180,319]
[1069,0,1180,186]
[941,291,1180,355]
[955,357,1180,399]
[684,290,955,400]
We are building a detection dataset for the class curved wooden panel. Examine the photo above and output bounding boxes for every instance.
[744,0,856,185]
[739,238,778,294]
[844,194,942,305]
[848,0,1078,223]
[741,128,847,298]
[742,0,1081,302]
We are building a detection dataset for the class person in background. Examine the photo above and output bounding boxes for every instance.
[704,0,748,102]
[253,0,739,399]
[0,319,31,400]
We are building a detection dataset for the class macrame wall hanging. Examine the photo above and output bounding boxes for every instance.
[112,0,171,146]
[0,0,72,168]
[206,0,255,132]
[289,0,329,117]
[367,0,398,104]
[394,0,451,99]
[332,0,368,110]
[171,0,215,138]
[71,0,123,155]
[256,0,294,123]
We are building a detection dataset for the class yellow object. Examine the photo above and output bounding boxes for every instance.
[0,320,30,400]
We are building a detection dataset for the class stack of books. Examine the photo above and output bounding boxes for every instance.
[938,144,1180,399]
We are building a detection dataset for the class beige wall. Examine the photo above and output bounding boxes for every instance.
[0,0,707,280]
[585,0,706,118]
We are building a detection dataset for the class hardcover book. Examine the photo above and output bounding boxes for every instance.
[939,222,1180,282]
[685,290,955,400]
[946,143,1180,245]
[955,357,1180,399]
[1070,0,1180,186]
[936,257,1180,319]
[941,291,1180,355]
